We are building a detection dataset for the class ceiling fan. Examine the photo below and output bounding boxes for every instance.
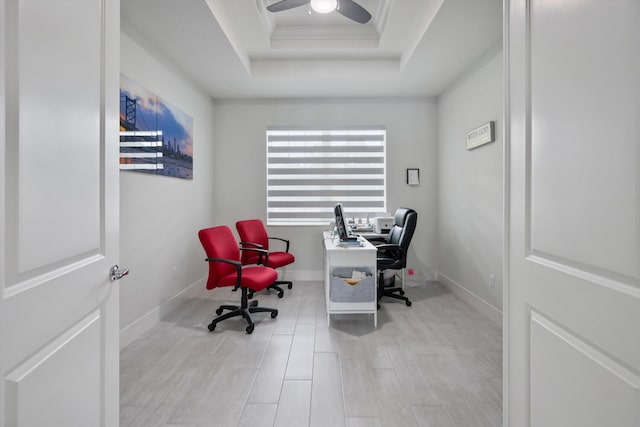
[266,0,372,24]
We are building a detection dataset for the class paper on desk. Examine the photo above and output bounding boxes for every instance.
[351,270,367,279]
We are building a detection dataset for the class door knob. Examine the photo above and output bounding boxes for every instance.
[110,265,129,281]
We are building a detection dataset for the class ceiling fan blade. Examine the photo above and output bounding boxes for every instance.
[336,0,371,23]
[266,0,310,13]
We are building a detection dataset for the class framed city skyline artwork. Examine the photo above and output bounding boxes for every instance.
[119,74,193,180]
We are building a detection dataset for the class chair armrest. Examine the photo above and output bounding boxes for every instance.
[268,236,290,252]
[239,247,271,265]
[239,241,263,249]
[375,243,404,258]
[374,243,400,249]
[205,257,243,289]
[366,236,387,244]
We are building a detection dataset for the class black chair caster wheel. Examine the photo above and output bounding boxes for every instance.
[399,290,405,296]
[288,284,293,289]
[208,323,216,331]
[215,308,223,315]
[271,310,278,318]
[278,290,284,298]
[245,324,254,334]
[406,301,412,307]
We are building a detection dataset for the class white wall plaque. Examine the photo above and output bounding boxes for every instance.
[466,121,495,150]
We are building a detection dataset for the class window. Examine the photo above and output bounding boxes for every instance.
[267,127,386,226]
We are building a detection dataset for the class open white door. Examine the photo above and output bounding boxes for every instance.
[506,0,640,425]
[1,0,120,426]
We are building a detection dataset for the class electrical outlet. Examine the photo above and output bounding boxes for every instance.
[489,273,496,289]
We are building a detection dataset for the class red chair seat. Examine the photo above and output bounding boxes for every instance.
[217,266,278,291]
[265,252,295,269]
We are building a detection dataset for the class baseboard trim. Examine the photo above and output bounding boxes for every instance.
[119,277,206,349]
[438,272,502,327]
[284,269,437,282]
[285,270,323,281]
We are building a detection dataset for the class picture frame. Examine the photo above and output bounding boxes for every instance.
[407,168,420,186]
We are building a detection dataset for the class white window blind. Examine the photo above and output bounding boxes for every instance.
[267,127,386,226]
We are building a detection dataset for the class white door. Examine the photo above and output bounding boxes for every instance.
[506,0,640,425]
[1,0,120,426]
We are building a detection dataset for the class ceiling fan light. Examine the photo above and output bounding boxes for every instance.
[310,0,337,14]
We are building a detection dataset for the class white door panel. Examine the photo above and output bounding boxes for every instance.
[507,0,640,425]
[1,0,120,426]
[530,311,640,426]
[6,313,102,426]
[13,0,102,274]
[528,0,640,281]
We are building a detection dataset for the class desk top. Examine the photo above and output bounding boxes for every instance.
[322,231,376,251]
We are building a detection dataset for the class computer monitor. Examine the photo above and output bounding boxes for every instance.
[334,203,351,242]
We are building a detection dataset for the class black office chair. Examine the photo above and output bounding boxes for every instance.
[375,208,417,308]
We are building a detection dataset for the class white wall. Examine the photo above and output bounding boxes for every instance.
[437,45,503,323]
[212,98,439,282]
[119,24,216,347]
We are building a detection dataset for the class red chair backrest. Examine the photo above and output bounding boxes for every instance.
[198,226,240,290]
[235,219,269,265]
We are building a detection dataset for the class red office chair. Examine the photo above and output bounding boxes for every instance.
[235,219,295,298]
[198,225,279,334]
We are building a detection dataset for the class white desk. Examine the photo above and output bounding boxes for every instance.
[322,231,377,327]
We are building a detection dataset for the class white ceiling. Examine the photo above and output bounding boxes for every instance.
[121,0,502,99]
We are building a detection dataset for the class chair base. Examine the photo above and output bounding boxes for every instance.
[377,271,412,308]
[379,286,412,307]
[275,279,293,291]
[208,289,278,334]
[278,279,293,290]
[248,280,292,299]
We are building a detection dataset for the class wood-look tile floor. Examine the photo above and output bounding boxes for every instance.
[120,281,502,427]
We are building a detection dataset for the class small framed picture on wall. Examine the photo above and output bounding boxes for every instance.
[407,168,420,186]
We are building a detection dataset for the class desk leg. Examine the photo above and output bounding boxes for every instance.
[374,274,378,327]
